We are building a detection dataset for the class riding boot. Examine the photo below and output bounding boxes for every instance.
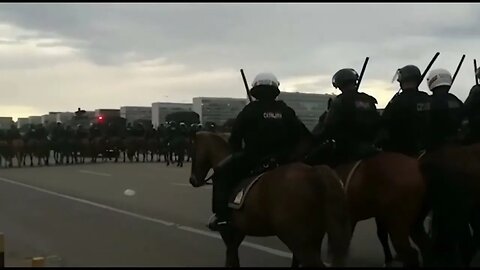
[208,170,231,231]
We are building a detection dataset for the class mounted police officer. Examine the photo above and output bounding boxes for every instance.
[6,123,21,142]
[206,122,216,133]
[52,122,65,141]
[208,72,310,230]
[76,124,88,140]
[125,123,134,137]
[380,65,431,157]
[166,121,179,142]
[425,68,464,150]
[307,68,380,165]
[106,122,118,138]
[35,124,48,140]
[89,123,101,141]
[133,122,145,138]
[178,122,188,137]
[463,68,480,144]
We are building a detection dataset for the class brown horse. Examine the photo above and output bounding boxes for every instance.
[419,143,480,266]
[136,137,148,162]
[301,140,430,267]
[189,131,352,267]
[0,139,11,167]
[124,136,138,162]
[146,137,160,162]
[106,136,123,163]
[11,138,25,167]
[79,138,91,163]
[90,137,106,163]
[24,138,37,167]
[35,138,50,166]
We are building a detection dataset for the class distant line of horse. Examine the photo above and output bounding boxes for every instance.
[0,135,192,168]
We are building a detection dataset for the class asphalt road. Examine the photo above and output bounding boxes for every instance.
[0,160,410,267]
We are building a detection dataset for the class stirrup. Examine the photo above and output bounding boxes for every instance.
[207,214,229,231]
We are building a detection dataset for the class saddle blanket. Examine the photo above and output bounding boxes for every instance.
[228,173,265,210]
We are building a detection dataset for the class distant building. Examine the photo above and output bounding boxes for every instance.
[151,102,192,127]
[120,106,152,125]
[41,112,59,126]
[55,112,74,124]
[94,109,120,118]
[17,118,29,129]
[277,92,336,131]
[0,117,13,130]
[28,116,42,125]
[192,97,247,126]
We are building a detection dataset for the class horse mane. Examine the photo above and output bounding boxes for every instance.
[196,131,231,151]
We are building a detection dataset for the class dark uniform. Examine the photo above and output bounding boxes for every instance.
[133,123,145,138]
[178,123,188,137]
[209,72,310,230]
[428,89,464,150]
[145,125,155,140]
[35,124,48,140]
[25,125,36,141]
[52,123,65,141]
[311,98,332,136]
[464,83,480,144]
[6,124,21,141]
[157,124,167,139]
[76,125,88,140]
[106,123,118,138]
[125,123,134,137]
[64,126,74,139]
[308,69,380,165]
[166,121,179,142]
[89,124,101,140]
[381,65,431,157]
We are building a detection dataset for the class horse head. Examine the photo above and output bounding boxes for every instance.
[189,131,231,188]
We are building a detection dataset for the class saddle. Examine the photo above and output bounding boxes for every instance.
[227,157,280,210]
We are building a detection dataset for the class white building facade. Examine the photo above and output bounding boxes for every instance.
[0,117,13,130]
[120,106,152,125]
[192,97,247,126]
[41,113,59,125]
[28,116,42,125]
[17,118,29,128]
[55,112,74,124]
[151,102,192,127]
[277,92,336,131]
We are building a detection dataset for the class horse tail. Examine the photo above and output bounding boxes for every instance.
[313,165,352,265]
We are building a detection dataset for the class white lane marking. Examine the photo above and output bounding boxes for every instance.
[78,170,112,177]
[0,176,291,259]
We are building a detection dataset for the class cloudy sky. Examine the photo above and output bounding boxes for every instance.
[0,3,479,120]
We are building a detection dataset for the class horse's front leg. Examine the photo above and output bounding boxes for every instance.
[220,227,245,267]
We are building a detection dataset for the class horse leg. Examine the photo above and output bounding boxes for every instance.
[220,228,245,267]
[387,219,420,267]
[285,238,325,267]
[375,217,394,266]
[410,214,434,266]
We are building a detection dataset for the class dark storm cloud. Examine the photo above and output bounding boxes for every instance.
[0,3,479,118]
